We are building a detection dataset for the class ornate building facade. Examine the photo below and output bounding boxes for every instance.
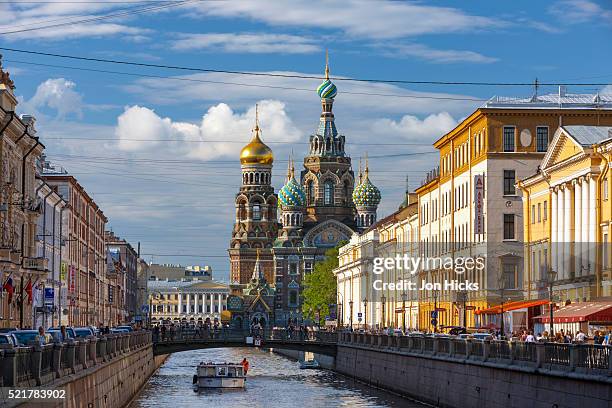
[228,57,381,327]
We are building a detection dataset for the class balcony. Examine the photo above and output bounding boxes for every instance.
[22,256,48,271]
[0,248,22,265]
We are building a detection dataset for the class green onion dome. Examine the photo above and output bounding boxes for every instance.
[352,170,381,208]
[278,176,307,208]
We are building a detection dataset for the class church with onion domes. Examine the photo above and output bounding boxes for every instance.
[227,54,381,328]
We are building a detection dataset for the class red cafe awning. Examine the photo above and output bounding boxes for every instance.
[536,302,612,324]
[475,299,549,315]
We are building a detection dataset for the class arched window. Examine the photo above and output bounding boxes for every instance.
[238,202,246,221]
[307,180,315,205]
[255,173,260,184]
[252,204,261,220]
[324,181,334,205]
[344,180,351,204]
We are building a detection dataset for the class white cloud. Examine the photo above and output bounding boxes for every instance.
[114,100,302,161]
[172,33,320,54]
[549,0,612,23]
[123,70,481,119]
[20,78,83,119]
[190,0,502,39]
[371,112,457,143]
[0,1,152,41]
[382,43,498,64]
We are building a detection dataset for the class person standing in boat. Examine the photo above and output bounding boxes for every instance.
[241,358,249,375]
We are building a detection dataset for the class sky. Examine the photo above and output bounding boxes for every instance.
[1,0,611,282]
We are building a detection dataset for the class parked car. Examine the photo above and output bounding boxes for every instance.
[0,327,18,333]
[49,327,76,339]
[0,333,17,347]
[10,330,50,346]
[116,325,133,332]
[110,328,129,334]
[73,327,95,338]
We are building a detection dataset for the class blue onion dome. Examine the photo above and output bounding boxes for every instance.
[353,169,381,208]
[316,52,337,99]
[279,176,307,208]
[317,78,337,99]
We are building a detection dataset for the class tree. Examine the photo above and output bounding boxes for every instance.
[302,243,344,326]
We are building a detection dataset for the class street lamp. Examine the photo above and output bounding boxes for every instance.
[498,274,505,338]
[336,291,343,329]
[401,292,407,334]
[380,294,386,329]
[362,297,368,330]
[348,300,354,329]
[547,268,558,336]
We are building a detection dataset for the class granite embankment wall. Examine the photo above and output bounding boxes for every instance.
[3,333,168,408]
[335,344,612,408]
[271,348,335,370]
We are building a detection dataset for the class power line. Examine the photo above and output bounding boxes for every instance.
[0,0,203,35]
[5,59,486,102]
[2,46,611,87]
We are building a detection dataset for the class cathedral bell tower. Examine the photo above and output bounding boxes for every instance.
[301,52,356,230]
[229,105,277,284]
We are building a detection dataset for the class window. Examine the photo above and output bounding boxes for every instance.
[531,205,536,224]
[604,178,609,200]
[503,214,515,240]
[503,126,515,152]
[543,201,548,221]
[307,180,315,205]
[537,203,541,222]
[503,170,516,195]
[536,127,549,152]
[324,181,334,205]
[289,290,298,306]
[604,233,609,269]
[502,263,517,289]
[289,263,298,275]
[252,204,261,220]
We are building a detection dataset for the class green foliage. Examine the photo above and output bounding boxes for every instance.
[301,244,342,325]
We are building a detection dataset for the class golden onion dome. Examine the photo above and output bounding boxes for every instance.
[240,131,273,165]
[240,105,273,165]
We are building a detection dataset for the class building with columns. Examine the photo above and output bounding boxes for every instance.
[415,91,612,332]
[335,194,419,330]
[519,125,612,305]
[147,277,229,324]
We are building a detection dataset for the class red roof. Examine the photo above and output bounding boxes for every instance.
[475,299,549,315]
[536,302,612,324]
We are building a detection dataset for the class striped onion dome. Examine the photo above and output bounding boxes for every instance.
[352,171,381,208]
[317,78,337,99]
[278,176,307,208]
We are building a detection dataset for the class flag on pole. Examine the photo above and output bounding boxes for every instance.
[2,275,14,304]
[25,278,33,304]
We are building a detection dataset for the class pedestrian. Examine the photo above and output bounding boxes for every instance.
[241,358,250,375]
[593,330,603,345]
[575,329,586,343]
[525,331,535,343]
[59,325,68,342]
[35,326,47,346]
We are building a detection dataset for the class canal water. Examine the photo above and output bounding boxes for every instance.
[130,347,426,408]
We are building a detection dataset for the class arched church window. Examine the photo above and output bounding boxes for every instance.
[344,180,351,204]
[249,173,254,184]
[325,138,331,151]
[307,180,315,205]
[255,173,260,184]
[238,202,246,221]
[253,204,261,220]
[324,181,334,205]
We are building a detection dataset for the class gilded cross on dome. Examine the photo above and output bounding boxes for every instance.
[0,55,15,91]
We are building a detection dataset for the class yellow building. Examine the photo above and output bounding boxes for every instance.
[518,125,612,304]
[415,92,612,331]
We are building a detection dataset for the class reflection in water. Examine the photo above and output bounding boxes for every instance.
[131,348,426,408]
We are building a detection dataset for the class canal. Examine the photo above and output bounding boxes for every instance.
[130,348,427,408]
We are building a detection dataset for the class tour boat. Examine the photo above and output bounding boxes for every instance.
[299,359,320,369]
[193,362,246,389]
